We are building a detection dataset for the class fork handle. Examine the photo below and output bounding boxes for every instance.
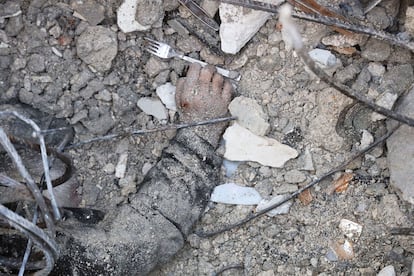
[180,56,241,81]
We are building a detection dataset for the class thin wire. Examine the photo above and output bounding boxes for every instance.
[18,209,38,276]
[65,116,237,149]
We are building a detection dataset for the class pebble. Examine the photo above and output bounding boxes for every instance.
[361,38,391,62]
[27,54,45,73]
[406,7,414,35]
[137,97,168,121]
[145,57,169,78]
[338,219,363,239]
[229,96,270,136]
[367,62,385,79]
[357,130,374,150]
[298,148,314,171]
[72,0,105,26]
[222,159,241,177]
[119,174,136,196]
[223,123,298,168]
[117,0,150,32]
[76,26,118,72]
[284,169,306,184]
[308,49,337,68]
[377,265,395,276]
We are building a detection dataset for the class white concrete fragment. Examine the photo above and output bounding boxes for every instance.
[377,265,396,276]
[117,0,150,33]
[309,49,337,67]
[222,159,241,177]
[357,130,374,150]
[156,82,176,111]
[219,0,283,54]
[339,219,363,239]
[229,96,270,136]
[137,97,168,121]
[223,123,298,167]
[371,92,398,121]
[115,153,128,178]
[256,194,292,216]
[210,183,263,205]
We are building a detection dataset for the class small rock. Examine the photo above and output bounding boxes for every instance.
[367,62,385,79]
[211,183,263,205]
[145,57,169,78]
[119,174,136,196]
[328,240,354,261]
[142,162,153,175]
[298,148,314,171]
[76,26,118,72]
[387,87,414,204]
[72,0,105,26]
[222,159,241,177]
[284,169,306,183]
[256,194,292,216]
[229,96,270,136]
[27,54,45,73]
[95,89,112,102]
[361,38,391,62]
[117,0,150,32]
[377,265,395,276]
[406,7,414,35]
[357,130,374,150]
[223,123,298,168]
[308,49,337,67]
[339,219,363,239]
[156,82,176,111]
[321,33,366,47]
[135,0,163,27]
[219,0,283,54]
[82,113,116,135]
[103,163,115,174]
[115,153,128,178]
[137,97,168,121]
[371,92,398,121]
[366,7,391,30]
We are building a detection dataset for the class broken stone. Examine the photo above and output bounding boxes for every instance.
[357,130,374,150]
[298,148,314,171]
[338,219,363,239]
[115,153,128,179]
[72,0,105,26]
[308,49,337,68]
[229,96,270,136]
[371,92,398,121]
[117,0,150,32]
[76,26,118,72]
[219,0,283,54]
[387,87,414,204]
[377,265,396,276]
[256,194,292,216]
[211,183,262,205]
[284,169,306,183]
[156,82,176,111]
[137,97,168,121]
[361,38,391,62]
[405,7,414,35]
[223,123,298,168]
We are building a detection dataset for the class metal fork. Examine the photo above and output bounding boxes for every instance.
[144,37,241,81]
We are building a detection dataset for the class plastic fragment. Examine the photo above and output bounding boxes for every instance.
[210,183,262,205]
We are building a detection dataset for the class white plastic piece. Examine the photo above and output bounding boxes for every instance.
[210,183,263,205]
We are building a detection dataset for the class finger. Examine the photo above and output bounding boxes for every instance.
[175,77,186,109]
[199,65,216,84]
[212,73,224,95]
[222,79,233,103]
[185,63,201,87]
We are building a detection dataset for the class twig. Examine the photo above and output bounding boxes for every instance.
[195,122,400,238]
[279,5,414,127]
[65,116,237,150]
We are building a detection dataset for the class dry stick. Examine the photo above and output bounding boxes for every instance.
[196,122,401,238]
[65,116,237,150]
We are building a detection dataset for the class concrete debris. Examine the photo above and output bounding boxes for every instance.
[371,92,398,121]
[339,219,363,239]
[229,96,270,136]
[137,97,168,121]
[406,7,414,35]
[256,194,292,216]
[117,0,151,32]
[211,183,262,205]
[309,49,337,68]
[223,123,298,168]
[76,26,118,72]
[357,130,374,150]
[72,0,105,26]
[219,0,283,54]
[387,87,414,204]
[115,153,128,179]
[156,82,176,111]
[377,265,396,276]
